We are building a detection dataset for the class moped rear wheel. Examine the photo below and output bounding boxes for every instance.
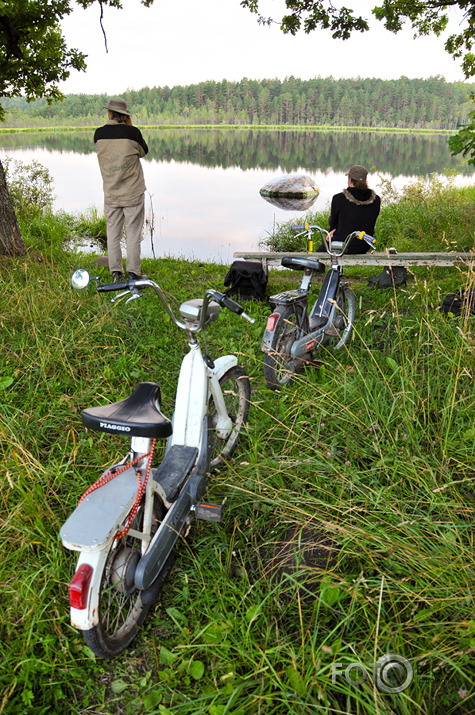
[208,365,251,468]
[327,286,356,350]
[263,306,304,391]
[82,498,169,658]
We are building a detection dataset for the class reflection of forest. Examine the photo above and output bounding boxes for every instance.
[0,128,469,176]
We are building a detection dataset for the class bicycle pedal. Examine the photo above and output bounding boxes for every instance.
[324,324,339,337]
[195,502,223,522]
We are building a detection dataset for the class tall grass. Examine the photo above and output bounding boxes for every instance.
[0,241,474,714]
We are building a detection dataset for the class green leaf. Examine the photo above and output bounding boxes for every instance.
[209,706,226,715]
[166,606,187,624]
[143,690,162,711]
[0,377,14,389]
[159,646,177,666]
[111,679,128,694]
[286,666,305,694]
[82,646,96,660]
[320,576,340,606]
[203,623,225,644]
[187,660,205,680]
[245,604,261,622]
[158,667,176,684]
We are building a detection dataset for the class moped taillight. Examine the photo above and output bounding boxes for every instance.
[69,564,93,610]
[265,313,280,332]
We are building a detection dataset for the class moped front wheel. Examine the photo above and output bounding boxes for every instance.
[208,365,251,468]
[82,497,169,658]
[263,306,305,391]
[327,286,356,350]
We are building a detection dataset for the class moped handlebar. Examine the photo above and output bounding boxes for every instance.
[97,281,129,292]
[207,289,255,324]
[290,224,329,238]
[290,224,329,253]
[71,271,254,330]
[348,230,376,249]
[289,225,376,254]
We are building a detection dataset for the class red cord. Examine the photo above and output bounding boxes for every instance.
[77,439,156,539]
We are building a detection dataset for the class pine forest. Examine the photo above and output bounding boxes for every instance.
[1,75,474,130]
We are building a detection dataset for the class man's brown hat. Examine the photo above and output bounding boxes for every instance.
[103,97,131,116]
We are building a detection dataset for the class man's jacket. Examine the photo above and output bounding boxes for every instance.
[94,119,148,204]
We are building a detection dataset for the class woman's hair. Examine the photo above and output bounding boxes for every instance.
[109,110,128,124]
[352,178,368,190]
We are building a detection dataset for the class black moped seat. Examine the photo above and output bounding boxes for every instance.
[281,256,325,273]
[82,382,173,438]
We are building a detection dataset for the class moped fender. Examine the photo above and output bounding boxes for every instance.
[208,355,237,438]
[171,354,236,449]
[210,354,238,380]
[60,466,139,553]
[261,313,282,353]
[69,549,108,630]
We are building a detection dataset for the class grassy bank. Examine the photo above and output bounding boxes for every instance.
[1,164,475,713]
[0,231,474,715]
[0,124,456,136]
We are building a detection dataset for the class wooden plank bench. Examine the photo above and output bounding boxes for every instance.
[233,251,475,274]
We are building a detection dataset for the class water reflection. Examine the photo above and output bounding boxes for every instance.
[1,128,473,264]
[260,194,319,211]
[0,127,471,175]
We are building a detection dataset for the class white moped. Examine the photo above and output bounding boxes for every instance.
[60,271,253,657]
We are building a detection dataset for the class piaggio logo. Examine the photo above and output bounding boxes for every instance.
[99,422,131,432]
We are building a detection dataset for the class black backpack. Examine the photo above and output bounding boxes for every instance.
[367,265,408,289]
[223,260,268,302]
[441,288,475,317]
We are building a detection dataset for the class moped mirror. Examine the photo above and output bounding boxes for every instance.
[71,269,91,290]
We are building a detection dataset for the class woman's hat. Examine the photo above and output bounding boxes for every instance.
[103,97,131,116]
[346,165,368,181]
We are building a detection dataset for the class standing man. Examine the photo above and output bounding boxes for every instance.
[94,97,149,281]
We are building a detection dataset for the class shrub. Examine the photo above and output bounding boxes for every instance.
[3,156,54,217]
[3,158,107,256]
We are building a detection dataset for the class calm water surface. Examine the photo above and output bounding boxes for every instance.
[1,129,474,264]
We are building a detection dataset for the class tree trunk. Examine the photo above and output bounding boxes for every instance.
[0,159,27,256]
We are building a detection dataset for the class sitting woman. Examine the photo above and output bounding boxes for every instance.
[317,165,380,254]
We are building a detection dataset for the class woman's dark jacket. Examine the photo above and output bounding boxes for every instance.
[327,187,381,254]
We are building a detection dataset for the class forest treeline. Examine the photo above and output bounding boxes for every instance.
[1,75,474,130]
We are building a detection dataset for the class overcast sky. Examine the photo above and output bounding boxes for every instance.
[59,0,469,96]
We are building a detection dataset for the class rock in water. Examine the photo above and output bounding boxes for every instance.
[260,174,319,198]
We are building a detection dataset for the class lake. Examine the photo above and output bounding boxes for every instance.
[1,128,474,264]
